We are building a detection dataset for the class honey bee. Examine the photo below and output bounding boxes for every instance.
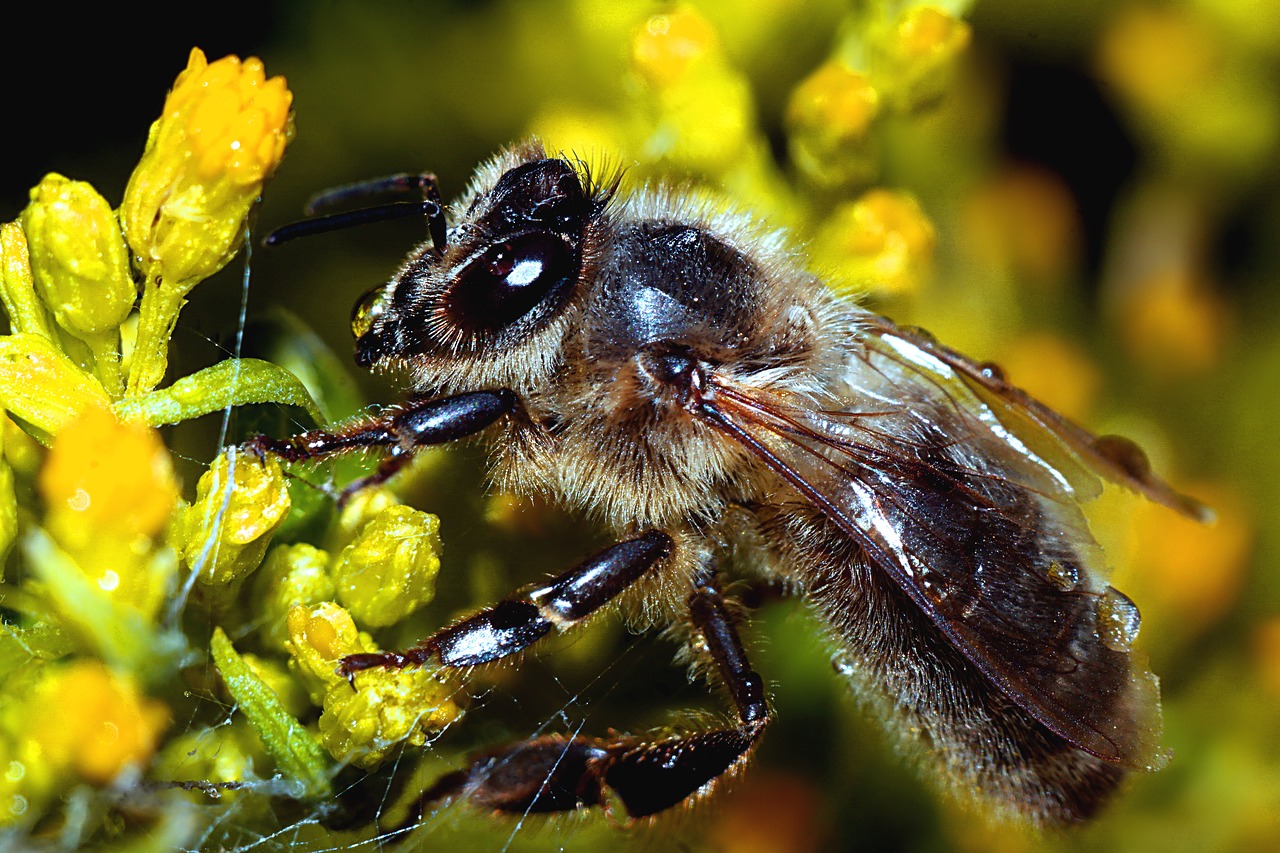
[256,140,1210,828]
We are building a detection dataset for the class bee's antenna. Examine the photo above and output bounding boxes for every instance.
[265,171,447,251]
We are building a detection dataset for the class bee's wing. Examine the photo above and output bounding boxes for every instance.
[863,316,1213,523]
[702,324,1171,768]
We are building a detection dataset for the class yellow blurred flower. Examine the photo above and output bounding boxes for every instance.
[25,661,169,785]
[787,62,881,188]
[811,188,935,297]
[37,406,179,615]
[1253,618,1280,701]
[1112,483,1252,639]
[121,48,293,395]
[996,332,1101,424]
[961,165,1082,286]
[40,405,177,547]
[1097,5,1218,114]
[1118,267,1230,377]
[631,5,719,88]
[871,5,972,113]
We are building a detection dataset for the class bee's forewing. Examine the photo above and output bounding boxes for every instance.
[703,323,1168,769]
[867,317,1213,523]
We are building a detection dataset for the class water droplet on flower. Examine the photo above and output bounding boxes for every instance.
[1097,587,1142,652]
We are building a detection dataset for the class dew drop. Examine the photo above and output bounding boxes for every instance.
[1097,587,1142,652]
[1046,561,1079,592]
[1092,435,1153,480]
[901,324,938,344]
[977,361,1007,383]
[831,654,856,677]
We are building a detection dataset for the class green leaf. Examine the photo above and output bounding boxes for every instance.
[210,627,332,798]
[113,358,325,427]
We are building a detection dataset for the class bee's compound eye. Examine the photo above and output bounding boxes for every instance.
[351,284,392,340]
[447,232,576,334]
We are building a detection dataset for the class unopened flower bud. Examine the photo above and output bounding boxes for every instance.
[21,174,134,343]
[332,505,442,628]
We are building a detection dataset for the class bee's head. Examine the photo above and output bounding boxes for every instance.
[353,143,613,396]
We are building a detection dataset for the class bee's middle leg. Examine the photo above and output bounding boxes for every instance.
[382,570,770,828]
[337,530,673,677]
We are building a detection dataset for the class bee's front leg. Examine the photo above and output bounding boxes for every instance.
[244,389,517,501]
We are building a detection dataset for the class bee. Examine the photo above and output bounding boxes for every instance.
[255,140,1210,828]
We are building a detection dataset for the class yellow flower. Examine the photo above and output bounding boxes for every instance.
[331,504,442,628]
[121,48,293,288]
[21,174,135,395]
[38,405,179,616]
[253,544,336,651]
[0,333,111,438]
[0,223,55,340]
[318,661,461,768]
[177,450,291,596]
[285,602,377,705]
[787,62,881,188]
[25,661,169,785]
[811,189,935,297]
[284,604,460,768]
[121,48,293,396]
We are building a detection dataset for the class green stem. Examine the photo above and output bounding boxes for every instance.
[126,274,186,398]
[86,331,124,399]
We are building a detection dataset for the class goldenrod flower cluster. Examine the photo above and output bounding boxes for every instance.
[0,45,465,845]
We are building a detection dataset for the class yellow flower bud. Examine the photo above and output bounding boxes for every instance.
[331,505,442,628]
[121,48,293,396]
[318,662,461,768]
[285,602,377,705]
[21,174,135,341]
[326,486,399,555]
[787,62,881,188]
[40,406,177,547]
[0,333,111,438]
[254,544,336,651]
[26,661,169,785]
[1,223,54,339]
[870,6,971,113]
[632,6,720,89]
[38,406,179,614]
[121,48,293,289]
[811,189,935,297]
[178,449,290,591]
